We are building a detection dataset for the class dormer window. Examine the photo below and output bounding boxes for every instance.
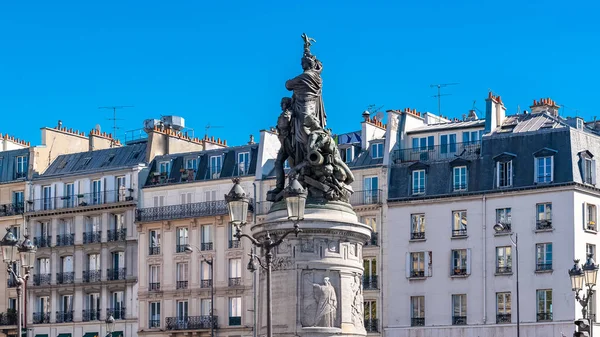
[210,156,222,179]
[534,148,557,184]
[345,147,354,163]
[16,156,28,174]
[579,151,596,185]
[237,152,249,175]
[185,158,198,171]
[412,170,426,195]
[371,143,384,159]
[494,153,516,188]
[159,161,171,176]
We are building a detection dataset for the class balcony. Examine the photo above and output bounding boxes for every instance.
[32,273,51,286]
[229,316,241,326]
[149,320,160,328]
[410,270,425,278]
[83,231,101,244]
[107,228,127,242]
[349,190,383,206]
[136,200,228,222]
[393,141,481,164]
[201,279,213,288]
[149,282,161,291]
[27,189,134,213]
[364,232,378,246]
[201,242,213,251]
[364,318,378,332]
[496,313,511,323]
[56,233,74,246]
[82,309,101,322]
[166,315,217,330]
[83,270,101,283]
[451,229,467,237]
[107,268,127,281]
[0,312,17,326]
[536,262,552,271]
[176,281,188,289]
[229,240,241,249]
[452,316,467,325]
[537,312,553,322]
[536,220,553,230]
[410,231,425,240]
[587,221,597,231]
[411,317,425,326]
[32,312,50,324]
[56,272,75,284]
[14,171,27,179]
[0,202,24,217]
[496,266,512,274]
[107,307,126,320]
[56,310,74,323]
[363,275,378,290]
[149,246,161,255]
[34,235,52,248]
[451,267,467,276]
[176,244,187,253]
[229,277,242,287]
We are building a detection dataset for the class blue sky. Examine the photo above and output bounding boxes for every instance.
[1,1,599,146]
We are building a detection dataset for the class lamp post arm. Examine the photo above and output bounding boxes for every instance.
[248,253,268,271]
[236,232,261,247]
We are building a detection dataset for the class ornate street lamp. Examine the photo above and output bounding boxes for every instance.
[225,178,250,227]
[584,254,599,287]
[493,223,520,337]
[19,235,37,269]
[284,176,307,222]
[105,315,115,337]
[570,260,585,292]
[1,229,18,264]
[569,253,598,336]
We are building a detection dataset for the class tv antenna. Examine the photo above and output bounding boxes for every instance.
[99,106,133,147]
[430,83,459,116]
[205,123,224,138]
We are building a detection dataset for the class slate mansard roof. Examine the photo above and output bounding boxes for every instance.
[0,148,30,184]
[40,143,147,178]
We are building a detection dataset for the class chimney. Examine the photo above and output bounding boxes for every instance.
[248,134,255,145]
[485,92,506,133]
[362,111,370,122]
[530,98,559,116]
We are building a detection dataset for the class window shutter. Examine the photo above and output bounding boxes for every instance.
[424,251,431,277]
[534,157,539,183]
[584,202,588,230]
[405,253,411,278]
[466,249,472,275]
[592,160,597,185]
[550,157,554,182]
[180,194,186,204]
[495,163,499,188]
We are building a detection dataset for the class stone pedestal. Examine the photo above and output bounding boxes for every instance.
[253,201,371,337]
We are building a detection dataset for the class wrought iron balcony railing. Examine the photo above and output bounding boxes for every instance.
[149,282,161,291]
[410,270,425,278]
[14,172,27,179]
[56,272,75,284]
[201,242,213,251]
[56,233,74,246]
[0,312,17,326]
[364,318,378,332]
[107,228,127,242]
[364,232,378,246]
[107,307,126,320]
[56,310,74,323]
[136,200,228,222]
[176,244,187,253]
[452,229,467,237]
[393,141,481,164]
[229,240,241,249]
[536,220,553,230]
[165,315,218,330]
[496,266,512,274]
[537,312,552,322]
[228,277,242,287]
[536,262,552,271]
[83,231,101,244]
[411,317,425,326]
[83,270,101,283]
[27,189,134,212]
[149,319,161,328]
[34,235,52,248]
[107,268,126,281]
[149,246,161,255]
[201,279,212,288]
[32,312,50,324]
[32,273,51,286]
[411,231,425,240]
[363,275,378,290]
[452,316,467,325]
[229,316,241,326]
[82,309,101,321]
[451,268,467,276]
[349,190,383,206]
[0,202,24,217]
[496,313,511,323]
[176,281,188,289]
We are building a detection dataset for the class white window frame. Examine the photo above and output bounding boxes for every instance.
[344,147,354,163]
[229,297,242,318]
[586,203,597,231]
[410,214,425,236]
[536,243,553,270]
[451,249,471,276]
[159,161,171,175]
[210,155,222,179]
[535,156,553,183]
[237,152,250,175]
[149,302,161,327]
[412,170,426,195]
[371,143,384,159]
[406,251,431,278]
[452,210,467,236]
[452,294,467,319]
[16,156,27,174]
[453,166,467,191]
[496,246,512,272]
[496,292,511,315]
[410,296,425,319]
[176,262,188,282]
[536,289,553,320]
[536,203,552,222]
[496,160,513,188]
[186,158,198,170]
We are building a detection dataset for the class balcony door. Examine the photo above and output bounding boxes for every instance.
[38,258,50,274]
[201,299,212,316]
[112,251,125,270]
[92,180,102,204]
[62,256,73,273]
[38,296,50,313]
[88,293,100,311]
[61,219,73,236]
[177,301,188,320]
[88,254,100,271]
[42,185,52,210]
[364,176,379,204]
[64,183,75,208]
[62,295,73,312]
[39,221,50,238]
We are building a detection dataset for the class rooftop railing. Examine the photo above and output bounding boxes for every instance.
[392,141,481,164]
[27,189,134,213]
[136,200,228,222]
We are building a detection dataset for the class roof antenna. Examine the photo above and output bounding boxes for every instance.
[99,106,134,147]
[205,123,224,138]
[430,83,459,116]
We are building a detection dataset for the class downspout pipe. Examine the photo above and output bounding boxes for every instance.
[482,194,487,324]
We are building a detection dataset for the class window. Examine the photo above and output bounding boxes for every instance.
[180,192,193,204]
[452,294,467,325]
[186,158,198,170]
[364,300,377,331]
[149,302,161,328]
[229,258,242,286]
[8,298,16,310]
[177,301,188,320]
[496,208,512,232]
[204,190,217,202]
[64,183,75,207]
[159,161,171,175]
[176,263,188,289]
[410,296,425,326]
[496,246,512,273]
[440,134,457,154]
[536,243,553,271]
[371,143,384,159]
[201,260,213,284]
[587,244,596,258]
[201,224,213,250]
[535,156,553,183]
[363,176,379,203]
[176,227,188,252]
[42,185,52,210]
[584,157,596,184]
[462,131,480,144]
[536,289,553,321]
[412,136,434,151]
[453,166,467,191]
[210,156,222,179]
[363,258,377,289]
[451,249,470,276]
[229,297,242,325]
[201,299,212,316]
[237,152,250,175]
[412,170,426,195]
[496,292,512,323]
[149,230,160,255]
[149,265,160,290]
[410,214,425,240]
[406,252,430,278]
[91,180,102,204]
[536,203,552,230]
[9,226,20,240]
[586,203,597,231]
[497,160,513,187]
[361,216,377,232]
[344,147,354,163]
[16,155,28,174]
[153,195,165,207]
[452,211,467,237]
[12,191,24,209]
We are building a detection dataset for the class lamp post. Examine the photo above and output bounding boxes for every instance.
[225,177,306,337]
[105,314,115,337]
[1,229,37,337]
[184,245,214,337]
[493,223,520,337]
[569,253,598,337]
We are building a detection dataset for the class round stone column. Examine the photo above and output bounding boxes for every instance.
[253,201,371,337]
